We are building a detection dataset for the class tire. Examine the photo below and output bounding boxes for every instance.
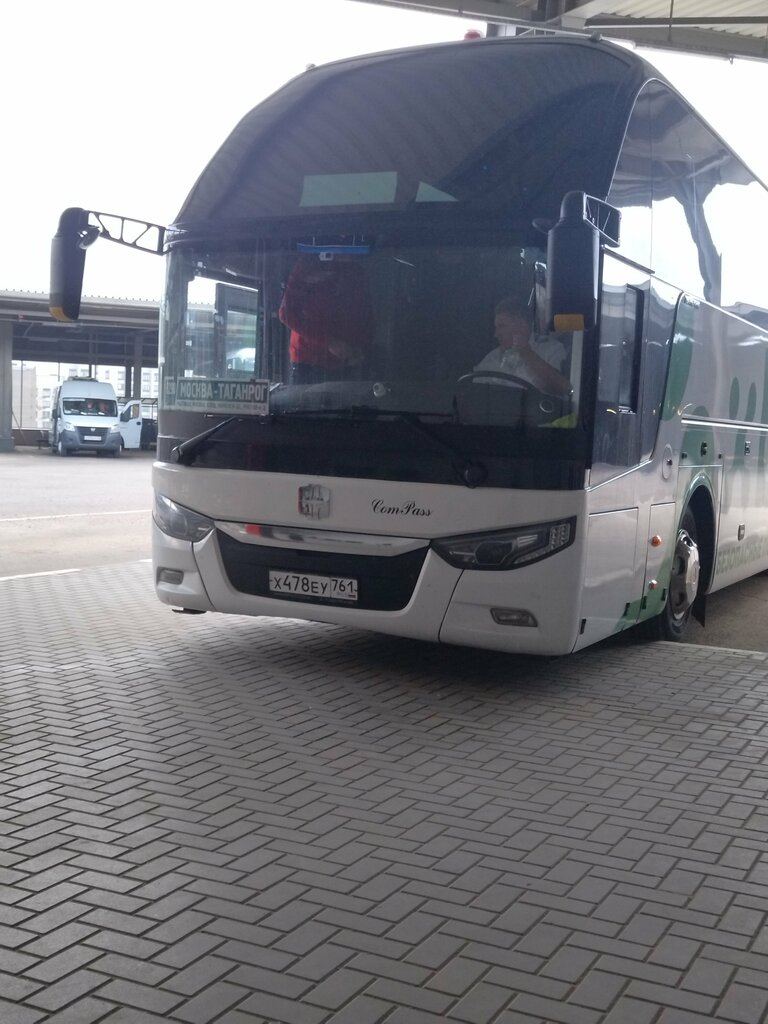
[645,507,701,641]
[57,438,71,457]
[111,445,121,458]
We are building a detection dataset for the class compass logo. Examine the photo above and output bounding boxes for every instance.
[298,484,331,519]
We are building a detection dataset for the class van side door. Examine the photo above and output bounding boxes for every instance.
[119,401,142,449]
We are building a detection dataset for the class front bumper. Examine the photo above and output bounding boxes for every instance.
[59,428,121,453]
[152,518,584,656]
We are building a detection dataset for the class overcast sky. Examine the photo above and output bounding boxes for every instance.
[2,0,767,301]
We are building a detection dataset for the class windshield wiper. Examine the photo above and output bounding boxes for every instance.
[172,416,241,465]
[171,407,381,465]
[395,410,487,488]
[280,406,487,488]
[172,406,488,487]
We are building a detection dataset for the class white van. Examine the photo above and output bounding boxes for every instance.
[49,378,122,457]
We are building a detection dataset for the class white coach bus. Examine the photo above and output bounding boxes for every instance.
[50,34,768,654]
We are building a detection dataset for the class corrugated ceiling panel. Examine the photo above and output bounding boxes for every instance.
[350,0,768,59]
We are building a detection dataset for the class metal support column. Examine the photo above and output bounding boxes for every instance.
[0,321,14,451]
[132,336,143,399]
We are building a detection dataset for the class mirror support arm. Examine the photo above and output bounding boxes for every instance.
[50,207,166,322]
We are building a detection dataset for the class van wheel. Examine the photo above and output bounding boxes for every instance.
[112,446,121,458]
[645,508,700,641]
[57,438,70,457]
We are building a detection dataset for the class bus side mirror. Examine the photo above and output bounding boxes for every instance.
[50,207,99,322]
[546,192,620,333]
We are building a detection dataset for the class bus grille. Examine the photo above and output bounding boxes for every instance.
[216,531,428,611]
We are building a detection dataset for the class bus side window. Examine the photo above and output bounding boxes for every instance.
[593,277,644,474]
[598,285,643,412]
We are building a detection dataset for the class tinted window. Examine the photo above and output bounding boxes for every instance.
[610,80,768,324]
[178,41,639,227]
[705,178,768,315]
[608,89,652,270]
[648,83,721,302]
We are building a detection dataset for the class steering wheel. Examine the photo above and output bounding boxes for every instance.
[456,370,535,390]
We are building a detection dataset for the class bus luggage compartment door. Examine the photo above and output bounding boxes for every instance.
[574,507,639,651]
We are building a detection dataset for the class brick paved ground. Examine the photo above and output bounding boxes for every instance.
[2,562,768,1023]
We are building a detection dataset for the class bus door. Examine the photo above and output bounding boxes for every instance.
[576,270,646,648]
[590,277,644,479]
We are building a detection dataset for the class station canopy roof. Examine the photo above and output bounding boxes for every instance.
[352,1,768,62]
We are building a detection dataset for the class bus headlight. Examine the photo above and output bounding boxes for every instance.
[432,517,575,570]
[154,493,214,543]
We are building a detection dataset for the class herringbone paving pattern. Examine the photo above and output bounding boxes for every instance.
[2,562,768,1022]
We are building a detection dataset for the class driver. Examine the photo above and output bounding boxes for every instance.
[474,298,570,397]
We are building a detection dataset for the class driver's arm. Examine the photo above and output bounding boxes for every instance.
[516,349,571,396]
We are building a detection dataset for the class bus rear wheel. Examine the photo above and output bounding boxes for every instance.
[651,508,701,641]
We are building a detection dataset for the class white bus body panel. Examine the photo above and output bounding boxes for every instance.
[573,507,640,652]
[438,537,584,654]
[711,422,768,592]
[154,464,584,537]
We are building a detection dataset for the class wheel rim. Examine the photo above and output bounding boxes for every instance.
[668,528,700,623]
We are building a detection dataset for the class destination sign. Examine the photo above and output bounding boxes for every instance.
[169,378,270,415]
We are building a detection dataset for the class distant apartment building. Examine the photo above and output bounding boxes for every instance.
[11,364,40,429]
[96,365,159,401]
[12,362,159,433]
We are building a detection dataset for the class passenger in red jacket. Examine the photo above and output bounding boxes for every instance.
[279,255,374,384]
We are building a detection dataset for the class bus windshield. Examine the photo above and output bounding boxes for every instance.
[161,238,583,435]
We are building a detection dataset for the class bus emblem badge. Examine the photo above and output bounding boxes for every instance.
[298,484,331,519]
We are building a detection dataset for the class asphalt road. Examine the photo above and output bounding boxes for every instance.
[0,446,154,577]
[2,445,767,652]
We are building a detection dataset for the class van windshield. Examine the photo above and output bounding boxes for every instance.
[62,398,117,417]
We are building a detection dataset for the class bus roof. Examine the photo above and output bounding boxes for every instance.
[172,36,656,236]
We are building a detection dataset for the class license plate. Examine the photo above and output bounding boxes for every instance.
[84,435,100,441]
[268,570,358,602]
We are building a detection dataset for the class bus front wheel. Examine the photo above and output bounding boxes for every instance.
[653,508,701,641]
